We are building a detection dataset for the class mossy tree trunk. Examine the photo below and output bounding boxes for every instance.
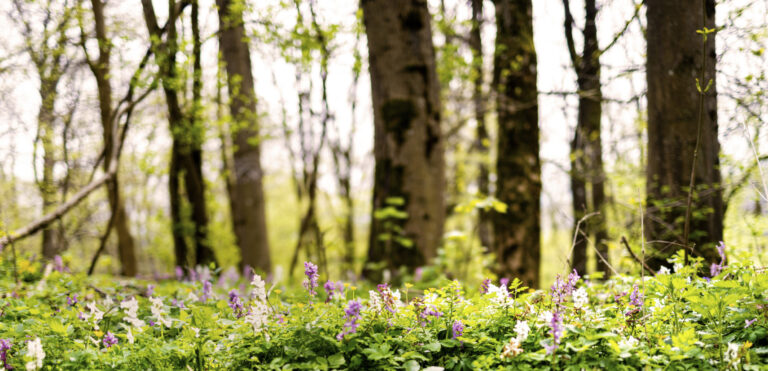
[361,0,445,281]
[645,0,723,268]
[492,0,541,288]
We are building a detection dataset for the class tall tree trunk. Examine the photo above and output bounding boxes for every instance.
[564,0,609,277]
[492,0,541,288]
[89,0,138,276]
[39,78,59,260]
[217,0,272,274]
[361,0,445,281]
[469,0,493,251]
[645,0,722,268]
[142,0,216,268]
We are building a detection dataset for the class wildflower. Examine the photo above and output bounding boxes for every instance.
[414,267,424,282]
[377,284,397,314]
[228,290,246,318]
[0,339,11,370]
[201,281,213,302]
[102,332,118,349]
[175,266,184,281]
[725,343,741,366]
[186,292,199,303]
[121,297,140,318]
[149,297,171,328]
[171,298,185,309]
[657,266,671,275]
[537,310,553,328]
[500,338,523,359]
[480,278,491,294]
[126,328,135,345]
[514,320,530,342]
[303,262,319,296]
[452,320,464,339]
[251,275,267,302]
[487,283,511,307]
[573,287,588,309]
[544,310,563,355]
[53,255,65,272]
[146,284,155,297]
[746,318,757,328]
[618,336,639,349]
[67,294,78,306]
[85,302,105,329]
[324,280,341,303]
[628,284,643,307]
[24,338,44,371]
[368,290,382,312]
[337,300,363,340]
[500,278,510,288]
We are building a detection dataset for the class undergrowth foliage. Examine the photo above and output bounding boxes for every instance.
[0,249,766,370]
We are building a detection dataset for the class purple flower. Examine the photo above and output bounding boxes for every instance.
[566,269,580,292]
[175,266,184,281]
[500,278,510,288]
[710,263,723,278]
[303,262,319,296]
[146,284,155,297]
[0,338,11,369]
[377,284,397,314]
[452,320,464,339]
[324,280,344,303]
[716,241,727,262]
[171,298,185,309]
[102,331,118,348]
[480,278,491,294]
[228,289,245,318]
[201,281,213,302]
[629,284,643,307]
[67,294,78,306]
[414,267,424,282]
[54,255,65,272]
[78,311,86,321]
[545,310,563,355]
[746,318,757,328]
[337,300,363,340]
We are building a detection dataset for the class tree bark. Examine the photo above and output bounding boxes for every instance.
[217,0,272,274]
[88,0,138,276]
[38,78,59,260]
[361,0,445,281]
[492,0,541,288]
[469,0,493,251]
[564,0,609,278]
[142,0,216,268]
[645,0,722,268]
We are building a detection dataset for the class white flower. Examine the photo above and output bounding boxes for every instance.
[537,311,553,328]
[673,263,683,273]
[25,337,45,371]
[487,284,511,307]
[725,343,741,365]
[657,266,671,275]
[121,297,140,318]
[124,316,146,328]
[618,336,639,349]
[513,320,530,342]
[187,292,200,303]
[572,287,588,309]
[149,297,171,328]
[367,290,382,312]
[190,327,200,338]
[126,328,135,344]
[251,274,267,302]
[86,302,104,329]
[244,301,270,334]
[103,295,114,307]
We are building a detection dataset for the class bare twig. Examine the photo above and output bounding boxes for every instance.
[621,236,657,275]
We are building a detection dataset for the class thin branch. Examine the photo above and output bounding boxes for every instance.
[621,235,657,275]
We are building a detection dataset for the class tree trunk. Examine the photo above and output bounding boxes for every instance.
[217,0,272,274]
[645,0,722,268]
[89,0,138,276]
[142,0,216,268]
[492,0,541,288]
[361,0,445,281]
[38,78,59,260]
[469,0,493,251]
[565,0,609,278]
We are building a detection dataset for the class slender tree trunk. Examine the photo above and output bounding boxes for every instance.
[564,0,608,277]
[217,0,271,274]
[492,0,541,288]
[142,0,216,268]
[39,79,59,259]
[361,0,445,281]
[89,0,138,276]
[469,0,493,251]
[645,0,722,268]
